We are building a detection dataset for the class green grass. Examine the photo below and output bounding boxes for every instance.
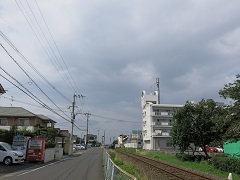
[119,148,240,180]
[109,150,147,180]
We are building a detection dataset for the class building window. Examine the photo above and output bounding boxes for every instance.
[0,119,7,125]
[18,118,29,126]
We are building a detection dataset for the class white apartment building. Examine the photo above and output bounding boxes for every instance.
[141,91,183,150]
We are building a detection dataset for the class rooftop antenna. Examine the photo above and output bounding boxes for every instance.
[156,78,160,104]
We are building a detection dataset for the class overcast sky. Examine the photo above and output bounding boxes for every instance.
[0,0,240,144]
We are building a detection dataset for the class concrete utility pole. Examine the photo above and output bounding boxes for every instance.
[69,94,83,155]
[84,113,90,148]
[156,77,160,104]
[104,131,105,147]
[97,130,100,143]
[69,94,76,155]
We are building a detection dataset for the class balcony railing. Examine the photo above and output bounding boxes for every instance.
[152,112,173,116]
[152,122,172,126]
[152,132,170,137]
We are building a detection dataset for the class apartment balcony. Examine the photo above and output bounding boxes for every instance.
[152,122,172,127]
[152,112,173,117]
[152,132,170,137]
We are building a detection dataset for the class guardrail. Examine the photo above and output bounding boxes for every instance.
[103,150,137,180]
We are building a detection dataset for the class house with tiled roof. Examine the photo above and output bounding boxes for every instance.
[0,107,56,131]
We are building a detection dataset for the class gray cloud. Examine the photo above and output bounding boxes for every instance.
[1,0,240,143]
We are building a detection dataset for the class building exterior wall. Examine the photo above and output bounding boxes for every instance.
[141,91,182,151]
[0,116,51,132]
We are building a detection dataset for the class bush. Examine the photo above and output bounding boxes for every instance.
[109,151,116,159]
[45,142,56,149]
[212,155,240,174]
[114,159,124,166]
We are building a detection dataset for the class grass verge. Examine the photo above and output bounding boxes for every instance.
[109,150,147,180]
[120,148,240,180]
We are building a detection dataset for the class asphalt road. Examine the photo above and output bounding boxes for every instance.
[0,147,104,180]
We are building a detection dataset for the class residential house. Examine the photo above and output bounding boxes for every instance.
[84,134,97,145]
[0,107,56,132]
[123,130,143,148]
[141,91,183,150]
[36,114,56,128]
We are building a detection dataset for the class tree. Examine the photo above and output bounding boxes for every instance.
[171,99,228,158]
[219,74,240,139]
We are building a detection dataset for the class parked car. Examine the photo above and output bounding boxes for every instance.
[80,145,86,150]
[216,146,224,153]
[75,144,85,150]
[199,146,218,152]
[206,146,218,153]
[0,142,24,165]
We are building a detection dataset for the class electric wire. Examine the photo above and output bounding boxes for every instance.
[14,0,74,93]
[17,0,87,115]
[0,43,71,120]
[25,0,75,92]
[91,114,141,123]
[34,0,89,116]
[34,0,81,93]
[0,30,72,103]
[1,95,85,131]
[16,0,87,116]
[0,67,71,123]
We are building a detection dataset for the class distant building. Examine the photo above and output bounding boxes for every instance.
[124,130,143,149]
[84,134,97,145]
[141,91,183,150]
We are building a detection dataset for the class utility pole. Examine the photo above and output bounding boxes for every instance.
[156,77,160,104]
[69,94,76,155]
[104,131,105,147]
[69,94,83,155]
[97,130,100,143]
[84,113,90,149]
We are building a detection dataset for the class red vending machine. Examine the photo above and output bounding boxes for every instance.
[26,138,45,162]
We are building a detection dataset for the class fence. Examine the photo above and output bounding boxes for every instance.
[103,150,137,180]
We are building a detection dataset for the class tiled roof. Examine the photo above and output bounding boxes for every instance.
[36,114,56,123]
[0,107,35,117]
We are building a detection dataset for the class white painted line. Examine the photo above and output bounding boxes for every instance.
[17,158,70,177]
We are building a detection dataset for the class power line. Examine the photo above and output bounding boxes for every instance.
[0,43,70,120]
[91,114,141,124]
[0,30,72,103]
[0,67,70,123]
[25,0,77,92]
[34,0,82,93]
[14,0,74,93]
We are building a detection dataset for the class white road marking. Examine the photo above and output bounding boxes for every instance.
[17,158,70,176]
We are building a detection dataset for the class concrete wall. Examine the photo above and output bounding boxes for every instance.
[44,148,55,163]
[44,148,64,163]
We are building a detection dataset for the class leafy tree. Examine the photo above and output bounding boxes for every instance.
[34,127,59,143]
[219,74,240,139]
[171,99,228,158]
